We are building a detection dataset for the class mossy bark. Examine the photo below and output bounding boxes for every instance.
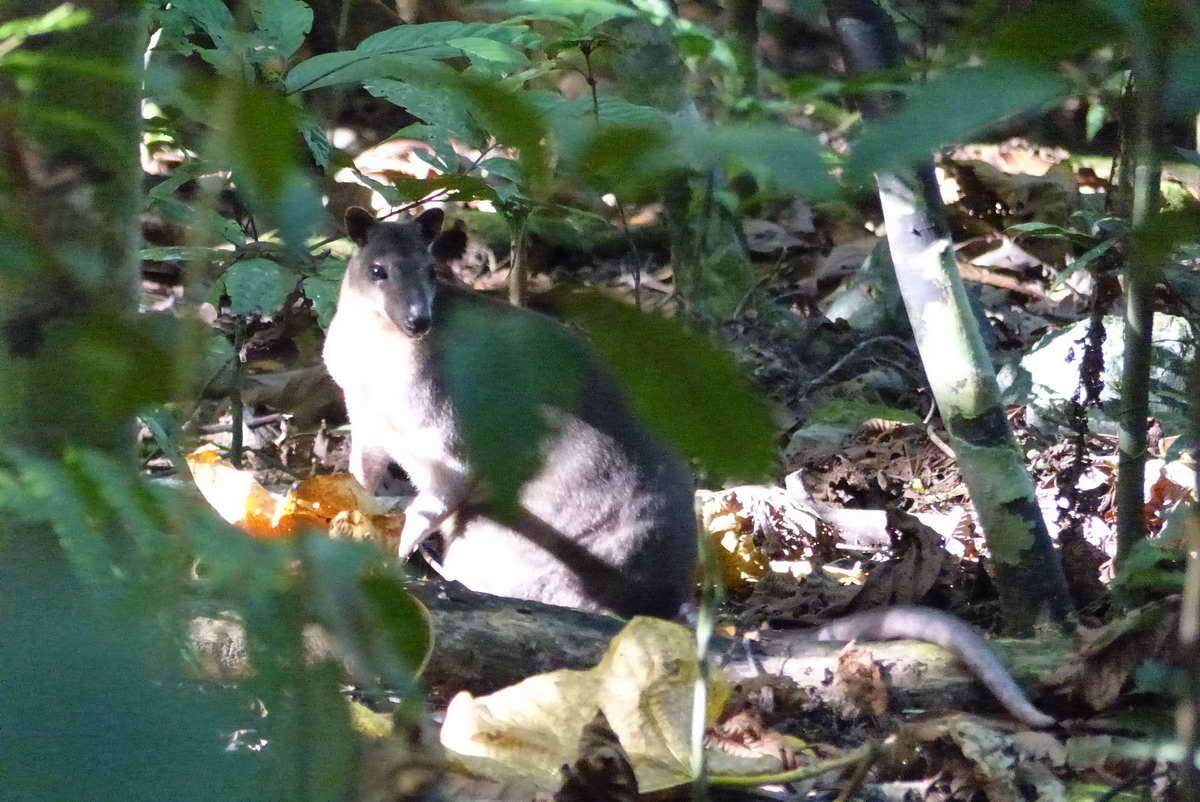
[824,0,1074,635]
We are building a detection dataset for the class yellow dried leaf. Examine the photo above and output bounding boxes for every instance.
[186,449,401,541]
[186,445,281,538]
[441,618,778,794]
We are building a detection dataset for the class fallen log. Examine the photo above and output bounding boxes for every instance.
[187,579,1069,720]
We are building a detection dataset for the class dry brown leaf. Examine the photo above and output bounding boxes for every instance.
[554,711,638,802]
[1047,598,1178,713]
[834,646,889,718]
[902,715,1067,802]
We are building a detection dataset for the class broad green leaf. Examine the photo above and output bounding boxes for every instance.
[448,36,530,69]
[169,0,237,52]
[0,515,259,800]
[479,156,524,184]
[223,257,295,316]
[695,125,837,199]
[459,78,549,195]
[360,571,434,678]
[285,52,429,93]
[849,64,1068,178]
[195,46,251,81]
[357,21,528,54]
[553,292,774,484]
[577,122,836,201]
[0,5,89,40]
[302,272,342,329]
[486,0,635,21]
[268,659,357,800]
[388,174,499,204]
[227,83,299,202]
[71,313,176,421]
[299,114,331,169]
[140,246,229,262]
[3,448,118,596]
[365,68,485,144]
[1006,222,1077,241]
[441,303,587,512]
[986,0,1121,66]
[285,22,530,92]
[223,82,323,254]
[299,536,431,688]
[250,0,313,61]
[153,197,246,246]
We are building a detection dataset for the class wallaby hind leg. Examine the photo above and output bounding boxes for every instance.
[350,438,392,495]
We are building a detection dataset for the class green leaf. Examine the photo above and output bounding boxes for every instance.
[153,197,246,246]
[986,0,1122,66]
[441,303,588,512]
[1006,221,1077,241]
[250,0,313,61]
[448,36,530,69]
[140,246,230,262]
[223,257,296,316]
[1051,238,1118,290]
[365,68,485,145]
[695,125,837,199]
[139,405,192,482]
[223,83,323,254]
[360,571,434,678]
[553,292,774,484]
[576,122,837,201]
[2,448,118,596]
[169,0,237,53]
[71,313,176,421]
[0,5,90,40]
[302,271,342,329]
[388,173,499,204]
[299,113,332,169]
[486,0,636,21]
[285,22,530,92]
[459,77,549,195]
[849,64,1068,178]
[285,52,427,93]
[478,156,524,183]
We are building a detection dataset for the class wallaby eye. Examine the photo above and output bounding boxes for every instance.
[369,264,387,281]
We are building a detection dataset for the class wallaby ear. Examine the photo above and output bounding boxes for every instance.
[413,207,444,242]
[431,221,468,263]
[344,207,376,246]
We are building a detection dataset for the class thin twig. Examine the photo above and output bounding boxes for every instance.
[229,316,246,468]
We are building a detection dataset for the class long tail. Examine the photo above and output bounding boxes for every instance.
[812,605,1055,727]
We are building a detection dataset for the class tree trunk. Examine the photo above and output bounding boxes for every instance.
[823,0,1074,635]
[1114,50,1165,563]
[0,3,144,458]
[0,7,272,799]
[725,0,760,100]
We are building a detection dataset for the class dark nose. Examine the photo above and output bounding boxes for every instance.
[406,306,431,335]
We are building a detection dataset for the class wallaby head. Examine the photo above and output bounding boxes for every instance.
[343,206,465,338]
